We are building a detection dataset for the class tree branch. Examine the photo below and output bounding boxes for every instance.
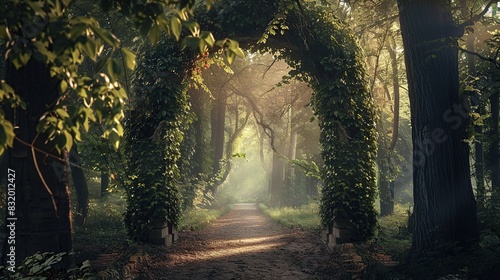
[458,46,500,69]
[458,0,496,30]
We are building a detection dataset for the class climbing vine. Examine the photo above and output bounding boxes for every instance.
[124,38,192,240]
[296,4,378,241]
[274,3,378,241]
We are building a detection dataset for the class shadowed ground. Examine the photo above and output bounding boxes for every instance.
[139,203,364,280]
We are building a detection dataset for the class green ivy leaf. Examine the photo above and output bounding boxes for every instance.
[121,47,136,70]
[200,31,215,47]
[180,35,200,50]
[13,50,32,69]
[81,37,98,60]
[107,58,122,80]
[149,24,162,45]
[94,56,110,74]
[0,119,15,155]
[0,24,7,40]
[225,49,236,64]
[91,26,120,48]
[59,80,68,94]
[55,108,70,119]
[170,17,182,41]
[63,130,73,151]
[108,130,120,150]
[183,20,200,36]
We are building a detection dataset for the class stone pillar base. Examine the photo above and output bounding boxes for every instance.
[144,217,178,246]
[320,219,351,249]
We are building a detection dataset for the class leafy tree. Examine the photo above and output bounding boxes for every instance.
[0,0,241,264]
[1,0,128,263]
[124,38,191,240]
[342,0,409,216]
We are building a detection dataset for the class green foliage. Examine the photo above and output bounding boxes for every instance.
[477,200,500,239]
[124,38,191,240]
[78,125,128,190]
[0,0,242,155]
[310,6,378,241]
[376,204,412,261]
[260,203,321,231]
[72,0,377,246]
[290,159,321,179]
[70,177,128,263]
[258,2,378,240]
[0,252,95,280]
[0,0,128,154]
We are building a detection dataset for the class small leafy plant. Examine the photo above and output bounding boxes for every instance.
[0,251,95,280]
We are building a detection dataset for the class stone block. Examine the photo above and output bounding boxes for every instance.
[333,227,351,238]
[320,229,329,243]
[321,219,352,248]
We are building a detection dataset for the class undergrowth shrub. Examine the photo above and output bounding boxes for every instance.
[0,252,95,280]
[71,176,127,262]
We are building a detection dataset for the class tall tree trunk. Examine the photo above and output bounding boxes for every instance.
[208,90,227,195]
[388,37,400,215]
[461,0,486,209]
[378,37,400,217]
[378,126,393,217]
[287,130,297,176]
[490,90,500,201]
[397,0,478,260]
[189,88,212,179]
[101,172,109,197]
[270,151,284,207]
[69,145,89,226]
[283,129,297,207]
[2,59,72,264]
[388,37,400,152]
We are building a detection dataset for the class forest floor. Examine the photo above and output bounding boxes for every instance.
[86,202,500,279]
[133,203,372,280]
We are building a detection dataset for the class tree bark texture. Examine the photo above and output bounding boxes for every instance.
[489,91,500,201]
[100,172,109,197]
[388,38,400,152]
[2,59,72,263]
[208,89,227,195]
[378,130,394,217]
[397,0,478,259]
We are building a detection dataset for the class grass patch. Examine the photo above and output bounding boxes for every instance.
[71,175,128,262]
[178,207,228,231]
[259,203,321,231]
[376,204,412,261]
[373,204,500,279]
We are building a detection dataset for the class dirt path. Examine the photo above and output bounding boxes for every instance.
[139,203,362,280]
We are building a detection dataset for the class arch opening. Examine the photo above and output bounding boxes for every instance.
[126,0,378,243]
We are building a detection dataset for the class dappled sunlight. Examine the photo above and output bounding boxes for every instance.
[178,240,287,264]
[161,234,295,266]
[150,203,332,279]
[213,234,288,245]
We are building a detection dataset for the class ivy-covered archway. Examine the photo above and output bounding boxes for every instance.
[126,0,378,242]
